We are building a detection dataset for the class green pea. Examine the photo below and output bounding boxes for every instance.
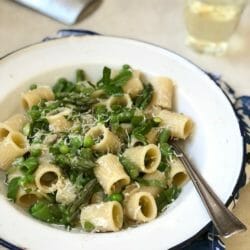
[59,145,69,154]
[83,136,94,148]
[108,193,124,202]
[153,117,162,124]
[23,123,31,136]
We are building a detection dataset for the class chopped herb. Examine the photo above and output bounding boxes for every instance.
[156,186,181,212]
[7,177,22,201]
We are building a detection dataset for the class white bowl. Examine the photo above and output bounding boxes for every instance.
[0,35,244,250]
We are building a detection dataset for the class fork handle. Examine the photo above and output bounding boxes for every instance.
[172,143,247,238]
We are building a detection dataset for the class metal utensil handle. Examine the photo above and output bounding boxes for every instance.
[172,143,247,238]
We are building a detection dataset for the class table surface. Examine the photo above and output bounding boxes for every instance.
[0,0,250,249]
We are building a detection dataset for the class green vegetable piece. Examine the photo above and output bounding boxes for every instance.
[156,186,181,212]
[158,162,170,172]
[70,137,82,149]
[84,221,95,232]
[53,78,68,94]
[21,156,39,174]
[20,175,34,186]
[99,65,132,95]
[28,106,41,121]
[131,116,144,127]
[83,136,95,148]
[120,156,139,179]
[29,84,37,90]
[108,193,124,202]
[31,145,42,157]
[101,66,111,85]
[55,154,70,166]
[22,123,31,136]
[160,143,174,160]
[132,120,153,143]
[111,65,132,87]
[67,179,97,223]
[117,110,134,123]
[159,129,170,144]
[59,145,69,154]
[76,69,85,82]
[135,84,153,109]
[152,117,162,127]
[7,177,21,201]
[30,200,62,223]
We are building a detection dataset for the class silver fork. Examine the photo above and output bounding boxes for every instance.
[171,142,247,238]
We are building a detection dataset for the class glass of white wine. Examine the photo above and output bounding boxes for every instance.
[184,0,247,55]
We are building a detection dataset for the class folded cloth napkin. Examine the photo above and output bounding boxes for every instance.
[14,0,94,24]
[0,29,249,250]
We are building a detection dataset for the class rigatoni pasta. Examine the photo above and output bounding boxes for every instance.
[21,86,54,109]
[123,144,161,173]
[34,164,62,193]
[85,125,121,153]
[106,94,132,111]
[0,114,27,141]
[46,108,72,133]
[122,70,143,97]
[168,158,189,187]
[124,191,157,222]
[157,110,193,139]
[95,154,130,194]
[80,201,123,232]
[150,77,174,109]
[1,65,192,233]
[0,132,28,170]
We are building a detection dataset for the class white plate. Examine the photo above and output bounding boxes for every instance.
[0,35,244,250]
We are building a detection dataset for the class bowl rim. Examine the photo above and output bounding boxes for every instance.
[0,31,246,250]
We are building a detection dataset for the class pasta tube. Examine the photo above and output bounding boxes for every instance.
[157,110,193,139]
[150,77,174,109]
[123,144,161,173]
[0,132,28,170]
[122,70,144,97]
[140,170,166,197]
[85,125,121,153]
[168,157,189,187]
[106,94,132,111]
[16,184,41,208]
[80,201,123,232]
[95,154,130,195]
[34,164,62,193]
[145,128,159,144]
[124,191,157,222]
[21,86,54,110]
[0,114,27,141]
[46,108,72,133]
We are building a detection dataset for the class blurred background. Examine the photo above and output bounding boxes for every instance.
[0,0,249,249]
